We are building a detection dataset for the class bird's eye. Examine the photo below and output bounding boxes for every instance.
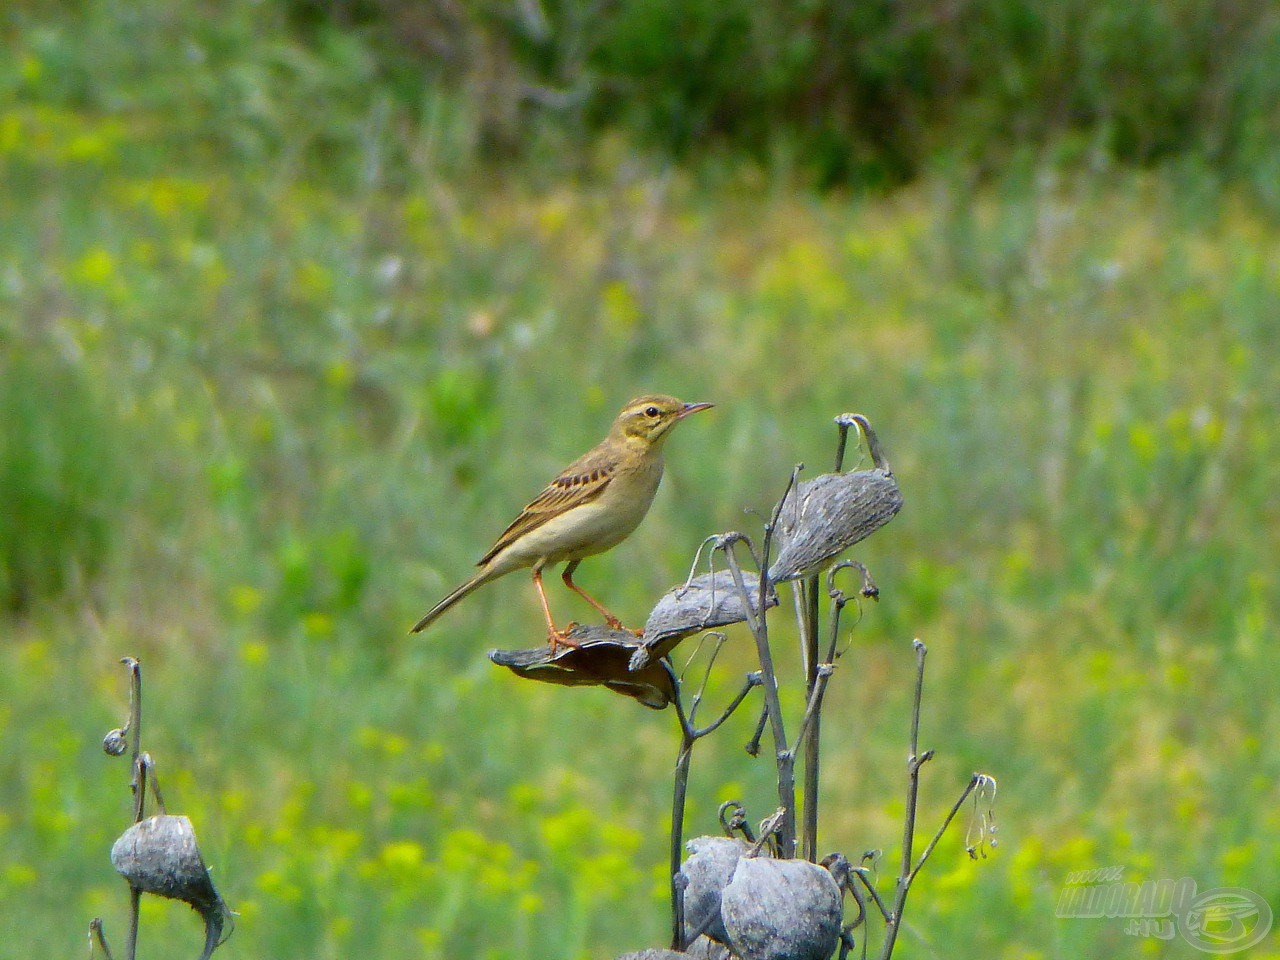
[645,406,661,418]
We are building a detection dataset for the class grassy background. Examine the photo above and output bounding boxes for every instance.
[2,1,1279,957]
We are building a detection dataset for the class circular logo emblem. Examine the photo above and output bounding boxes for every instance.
[1181,887,1273,953]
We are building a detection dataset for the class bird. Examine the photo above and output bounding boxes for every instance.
[411,394,713,649]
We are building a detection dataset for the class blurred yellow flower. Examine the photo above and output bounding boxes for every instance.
[3,863,37,889]
[73,247,118,287]
[325,360,353,389]
[257,868,303,903]
[346,780,373,810]
[230,584,263,615]
[241,642,269,666]
[303,612,333,638]
[601,280,640,332]
[380,840,427,877]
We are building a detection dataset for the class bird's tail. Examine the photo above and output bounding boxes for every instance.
[409,567,497,634]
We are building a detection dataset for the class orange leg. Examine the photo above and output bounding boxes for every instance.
[533,567,580,652]
[562,560,633,633]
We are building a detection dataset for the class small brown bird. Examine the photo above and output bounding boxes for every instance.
[411,394,713,648]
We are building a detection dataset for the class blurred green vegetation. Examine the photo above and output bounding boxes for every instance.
[2,1,1279,958]
[292,0,1280,192]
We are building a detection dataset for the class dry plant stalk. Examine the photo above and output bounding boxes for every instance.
[91,658,232,960]
[640,414,996,958]
[477,412,999,958]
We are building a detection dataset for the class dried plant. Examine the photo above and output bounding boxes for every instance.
[90,658,233,960]
[492,412,997,959]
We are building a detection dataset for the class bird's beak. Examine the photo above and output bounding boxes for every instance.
[677,401,714,420]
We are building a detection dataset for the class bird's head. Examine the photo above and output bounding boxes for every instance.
[612,394,714,446]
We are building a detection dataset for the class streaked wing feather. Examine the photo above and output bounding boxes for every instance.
[477,459,616,566]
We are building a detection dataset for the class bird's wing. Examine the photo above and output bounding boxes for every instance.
[477,453,617,566]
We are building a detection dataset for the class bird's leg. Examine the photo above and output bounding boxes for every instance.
[533,567,580,652]
[562,560,634,633]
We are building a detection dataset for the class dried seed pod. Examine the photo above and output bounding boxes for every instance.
[720,857,843,960]
[102,728,128,756]
[629,571,779,670]
[489,624,676,709]
[683,938,733,959]
[680,835,754,946]
[111,814,231,958]
[767,470,902,583]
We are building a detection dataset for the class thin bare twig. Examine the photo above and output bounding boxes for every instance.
[121,658,143,823]
[852,865,894,924]
[833,413,860,474]
[745,703,769,757]
[667,655,761,951]
[690,673,761,740]
[747,808,788,858]
[722,533,796,857]
[89,918,115,960]
[825,565,853,663]
[119,658,144,960]
[138,755,166,814]
[879,639,930,960]
[907,774,989,886]
[799,576,822,861]
[791,663,835,756]
[680,535,725,596]
[679,632,729,728]
[670,735,693,950]
[823,854,870,960]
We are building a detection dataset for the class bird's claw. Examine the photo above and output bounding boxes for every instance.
[547,625,583,654]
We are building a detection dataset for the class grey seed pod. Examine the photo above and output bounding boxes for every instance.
[768,470,903,583]
[111,815,231,957]
[680,835,753,945]
[684,938,734,959]
[102,728,128,756]
[721,857,843,960]
[630,571,779,670]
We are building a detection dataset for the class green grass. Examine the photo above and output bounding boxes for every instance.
[3,3,1280,959]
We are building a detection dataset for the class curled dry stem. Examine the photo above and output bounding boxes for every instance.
[718,800,756,843]
[965,775,1000,859]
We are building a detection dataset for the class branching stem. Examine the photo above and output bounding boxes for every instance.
[722,533,796,857]
[667,658,761,950]
[881,639,929,960]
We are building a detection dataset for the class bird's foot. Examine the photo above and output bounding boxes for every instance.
[602,615,642,638]
[548,624,583,654]
[597,613,643,638]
